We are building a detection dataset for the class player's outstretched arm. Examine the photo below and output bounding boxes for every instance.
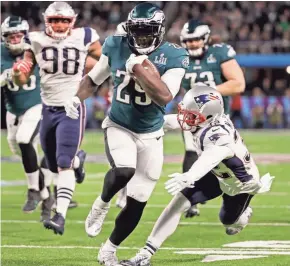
[12,50,36,86]
[216,59,245,96]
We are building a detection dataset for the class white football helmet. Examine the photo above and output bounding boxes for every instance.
[178,83,224,131]
[43,1,77,40]
[1,16,29,54]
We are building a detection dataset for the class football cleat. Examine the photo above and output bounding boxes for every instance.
[185,205,200,218]
[43,211,65,235]
[40,193,54,222]
[120,248,152,266]
[74,150,87,184]
[225,207,253,235]
[22,189,41,213]
[68,200,78,209]
[85,196,110,237]
[97,244,119,266]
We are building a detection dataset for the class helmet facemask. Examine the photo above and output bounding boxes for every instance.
[180,22,210,58]
[1,16,29,55]
[43,2,77,40]
[177,103,206,131]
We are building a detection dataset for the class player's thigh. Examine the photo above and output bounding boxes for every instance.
[16,104,42,144]
[127,137,163,202]
[220,193,254,224]
[104,127,137,168]
[55,105,86,169]
[40,106,57,173]
[181,172,223,205]
[6,111,20,155]
[182,130,197,152]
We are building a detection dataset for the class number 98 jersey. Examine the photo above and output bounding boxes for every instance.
[26,27,99,106]
[1,43,41,116]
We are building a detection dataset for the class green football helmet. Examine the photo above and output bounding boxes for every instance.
[180,20,211,57]
[125,2,165,55]
[1,16,29,54]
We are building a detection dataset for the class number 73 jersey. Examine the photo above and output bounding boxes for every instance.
[27,28,99,106]
[182,43,236,114]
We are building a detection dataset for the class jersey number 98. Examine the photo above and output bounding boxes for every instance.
[42,47,80,75]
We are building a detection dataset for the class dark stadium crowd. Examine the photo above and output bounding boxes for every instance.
[1,1,290,53]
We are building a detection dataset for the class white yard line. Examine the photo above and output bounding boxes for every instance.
[3,203,290,209]
[1,220,290,227]
[1,245,290,252]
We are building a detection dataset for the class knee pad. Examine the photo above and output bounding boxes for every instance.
[18,143,38,173]
[114,167,135,183]
[57,154,73,169]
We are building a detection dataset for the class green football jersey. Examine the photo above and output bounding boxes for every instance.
[103,35,189,133]
[1,43,41,116]
[181,43,236,114]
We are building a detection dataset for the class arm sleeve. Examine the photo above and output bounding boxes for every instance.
[88,54,111,85]
[161,68,185,98]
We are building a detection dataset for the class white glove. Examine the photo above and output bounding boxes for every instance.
[1,69,13,86]
[126,54,148,74]
[257,173,275,194]
[165,172,194,196]
[65,96,81,119]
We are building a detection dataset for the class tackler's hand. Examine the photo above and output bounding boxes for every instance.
[165,172,194,196]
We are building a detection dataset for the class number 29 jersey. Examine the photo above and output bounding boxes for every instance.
[26,27,99,106]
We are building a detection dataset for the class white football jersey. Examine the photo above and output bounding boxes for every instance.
[194,115,260,196]
[27,27,99,106]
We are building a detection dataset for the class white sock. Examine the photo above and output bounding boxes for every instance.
[57,170,75,218]
[41,167,53,187]
[26,170,40,191]
[147,193,191,249]
[73,156,80,169]
[52,173,58,186]
[96,195,110,207]
[40,187,49,200]
[103,239,118,252]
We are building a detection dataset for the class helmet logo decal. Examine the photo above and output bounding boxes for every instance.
[194,93,219,109]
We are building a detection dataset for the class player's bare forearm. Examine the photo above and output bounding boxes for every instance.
[75,75,99,102]
[13,72,31,86]
[133,64,173,106]
[216,79,245,96]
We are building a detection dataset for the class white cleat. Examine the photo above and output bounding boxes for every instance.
[98,244,120,266]
[225,206,253,235]
[120,248,152,266]
[85,196,110,237]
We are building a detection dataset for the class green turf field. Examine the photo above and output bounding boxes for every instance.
[1,130,290,266]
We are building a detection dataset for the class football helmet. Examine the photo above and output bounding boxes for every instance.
[178,83,224,131]
[180,20,211,57]
[1,16,29,54]
[43,1,77,40]
[125,2,165,55]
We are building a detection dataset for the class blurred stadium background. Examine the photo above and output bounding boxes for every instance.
[1,2,290,266]
[1,1,290,129]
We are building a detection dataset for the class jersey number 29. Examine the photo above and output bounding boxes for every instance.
[42,47,80,75]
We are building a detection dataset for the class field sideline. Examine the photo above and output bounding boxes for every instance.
[1,130,290,266]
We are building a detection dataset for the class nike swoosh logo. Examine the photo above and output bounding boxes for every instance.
[212,128,219,132]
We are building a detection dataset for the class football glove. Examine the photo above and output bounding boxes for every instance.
[165,172,195,196]
[13,60,33,75]
[126,54,148,74]
[65,96,81,119]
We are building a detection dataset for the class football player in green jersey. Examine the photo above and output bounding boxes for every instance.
[1,16,54,220]
[180,20,245,218]
[65,2,189,264]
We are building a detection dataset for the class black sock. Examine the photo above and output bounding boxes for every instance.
[182,151,198,173]
[19,143,38,173]
[109,196,146,245]
[101,167,135,203]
